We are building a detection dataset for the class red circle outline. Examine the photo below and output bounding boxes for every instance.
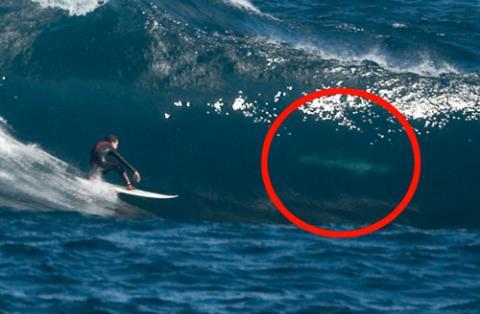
[261,88,422,238]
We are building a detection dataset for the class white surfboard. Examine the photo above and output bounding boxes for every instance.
[76,177,178,199]
[113,186,178,199]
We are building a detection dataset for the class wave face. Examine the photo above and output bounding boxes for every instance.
[0,0,479,228]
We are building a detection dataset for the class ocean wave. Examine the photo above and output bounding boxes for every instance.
[4,0,479,134]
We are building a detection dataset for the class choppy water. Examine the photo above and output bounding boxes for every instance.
[1,0,479,311]
[1,210,479,313]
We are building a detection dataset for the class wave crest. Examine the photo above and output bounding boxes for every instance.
[30,0,107,16]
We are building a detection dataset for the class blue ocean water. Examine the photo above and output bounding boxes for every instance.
[0,0,480,312]
[1,209,479,313]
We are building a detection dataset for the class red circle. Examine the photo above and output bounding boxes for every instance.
[261,88,422,238]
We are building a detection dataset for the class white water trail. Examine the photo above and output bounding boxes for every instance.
[0,118,139,216]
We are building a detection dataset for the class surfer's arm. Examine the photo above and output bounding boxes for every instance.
[110,150,137,173]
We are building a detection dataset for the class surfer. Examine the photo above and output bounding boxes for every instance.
[89,135,141,190]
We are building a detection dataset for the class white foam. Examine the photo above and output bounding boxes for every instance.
[222,0,262,14]
[294,42,459,77]
[232,96,247,111]
[296,78,480,132]
[29,0,107,16]
[197,72,480,135]
[336,23,364,33]
[212,99,224,113]
[221,0,276,19]
[392,22,408,29]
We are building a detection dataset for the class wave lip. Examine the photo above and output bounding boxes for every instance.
[222,0,260,13]
[30,0,107,16]
[221,0,277,20]
[293,41,460,77]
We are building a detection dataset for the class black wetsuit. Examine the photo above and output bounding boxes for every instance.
[90,141,137,182]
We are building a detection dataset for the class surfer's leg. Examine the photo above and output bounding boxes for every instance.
[88,164,102,180]
[103,162,133,188]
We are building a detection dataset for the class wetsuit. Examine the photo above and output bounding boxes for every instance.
[89,141,137,183]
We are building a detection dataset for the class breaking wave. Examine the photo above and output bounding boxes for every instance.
[0,118,139,216]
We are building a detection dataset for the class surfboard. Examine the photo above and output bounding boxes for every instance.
[76,177,178,199]
[113,186,178,199]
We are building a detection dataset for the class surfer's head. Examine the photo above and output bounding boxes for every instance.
[106,135,119,149]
